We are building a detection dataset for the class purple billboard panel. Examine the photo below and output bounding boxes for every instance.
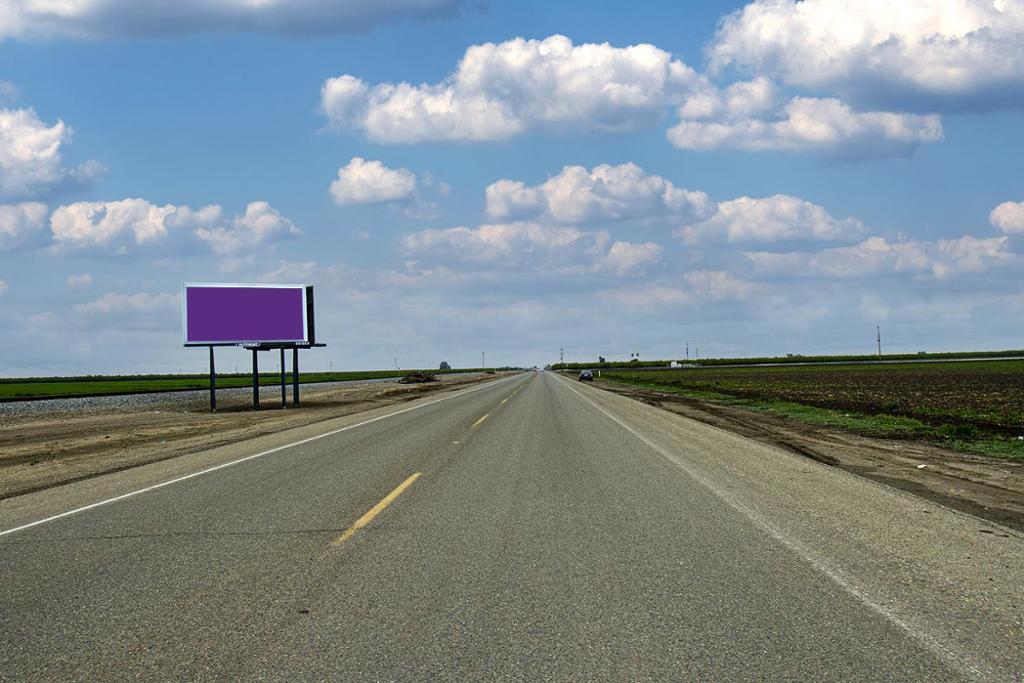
[182,283,309,346]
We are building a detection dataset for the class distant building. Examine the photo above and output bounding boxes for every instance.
[439,361,452,370]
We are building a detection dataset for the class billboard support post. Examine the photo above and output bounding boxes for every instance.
[293,348,300,407]
[280,348,286,408]
[209,346,216,412]
[181,283,324,411]
[252,349,260,410]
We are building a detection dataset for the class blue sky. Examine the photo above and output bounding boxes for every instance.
[0,0,1022,375]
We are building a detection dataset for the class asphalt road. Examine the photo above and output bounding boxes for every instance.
[1,371,1021,681]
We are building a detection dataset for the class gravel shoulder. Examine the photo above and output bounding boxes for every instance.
[590,378,1024,531]
[0,373,500,500]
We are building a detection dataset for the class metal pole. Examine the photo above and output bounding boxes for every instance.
[209,346,216,412]
[292,347,299,407]
[280,348,286,408]
[252,348,260,410]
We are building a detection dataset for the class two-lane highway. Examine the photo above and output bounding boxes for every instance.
[1,371,1022,680]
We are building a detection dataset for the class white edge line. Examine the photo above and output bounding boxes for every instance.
[0,375,520,539]
[551,372,993,682]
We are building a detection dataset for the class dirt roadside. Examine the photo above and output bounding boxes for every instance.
[0,373,505,500]
[591,378,1024,532]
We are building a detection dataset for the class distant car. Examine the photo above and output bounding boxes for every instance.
[578,369,594,381]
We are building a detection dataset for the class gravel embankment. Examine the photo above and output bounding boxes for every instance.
[0,377,402,418]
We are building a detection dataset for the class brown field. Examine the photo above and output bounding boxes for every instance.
[602,360,1024,434]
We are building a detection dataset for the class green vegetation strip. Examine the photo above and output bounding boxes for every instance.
[0,368,508,401]
[552,348,1024,370]
[597,364,1024,462]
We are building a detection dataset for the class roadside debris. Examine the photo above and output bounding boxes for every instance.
[399,372,438,384]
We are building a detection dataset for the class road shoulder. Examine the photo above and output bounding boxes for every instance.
[0,375,516,529]
[582,375,1024,531]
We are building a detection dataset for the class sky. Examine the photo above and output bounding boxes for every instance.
[0,0,1022,375]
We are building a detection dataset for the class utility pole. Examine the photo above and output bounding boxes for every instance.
[876,325,882,357]
[482,351,485,369]
[560,346,564,366]
[686,341,689,361]
[394,358,398,370]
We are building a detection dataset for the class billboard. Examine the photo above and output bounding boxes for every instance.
[182,283,315,346]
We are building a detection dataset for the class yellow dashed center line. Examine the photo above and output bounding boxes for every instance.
[472,414,490,428]
[331,472,421,547]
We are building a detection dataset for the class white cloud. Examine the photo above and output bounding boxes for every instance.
[0,201,47,249]
[50,198,297,254]
[679,195,866,244]
[66,272,92,289]
[402,222,591,265]
[599,270,754,310]
[73,291,179,316]
[668,92,942,160]
[262,260,319,284]
[0,107,102,200]
[50,198,221,250]
[329,157,417,206]
[0,0,472,40]
[599,241,663,275]
[708,0,1024,111]
[683,270,754,301]
[677,76,780,121]
[321,34,698,142]
[600,282,693,310]
[0,279,7,297]
[745,234,1016,280]
[485,162,714,224]
[195,201,301,255]
[402,221,659,275]
[990,201,1024,234]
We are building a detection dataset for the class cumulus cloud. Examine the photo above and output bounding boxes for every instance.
[990,201,1024,234]
[50,199,221,250]
[0,0,473,40]
[708,0,1024,111]
[321,34,698,142]
[679,194,866,244]
[745,234,1016,280]
[195,201,301,255]
[66,272,92,289]
[599,241,663,275]
[329,157,417,206]
[402,221,660,275]
[668,88,943,160]
[0,201,47,249]
[485,162,714,224]
[403,222,590,265]
[50,198,298,254]
[0,107,102,200]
